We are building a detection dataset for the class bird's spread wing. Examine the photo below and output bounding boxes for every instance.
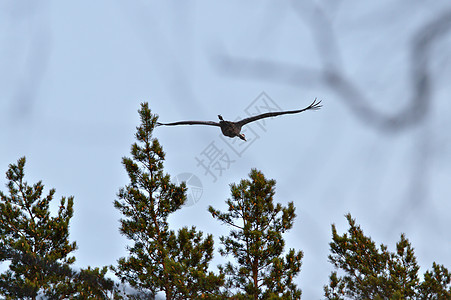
[236,98,322,127]
[156,120,220,127]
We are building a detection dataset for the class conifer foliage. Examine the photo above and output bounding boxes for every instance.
[209,169,303,299]
[324,213,451,299]
[112,103,223,299]
[0,157,76,298]
[0,157,117,299]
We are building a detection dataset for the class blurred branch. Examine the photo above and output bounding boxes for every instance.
[213,3,451,133]
[2,2,52,119]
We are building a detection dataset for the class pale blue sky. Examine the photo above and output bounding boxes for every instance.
[1,1,451,298]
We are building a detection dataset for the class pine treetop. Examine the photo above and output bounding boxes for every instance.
[112,103,224,299]
[209,169,302,299]
[324,213,451,299]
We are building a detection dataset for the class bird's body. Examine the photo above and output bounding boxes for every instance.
[218,117,242,138]
[157,98,322,141]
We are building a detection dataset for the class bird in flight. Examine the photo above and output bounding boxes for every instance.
[156,98,322,141]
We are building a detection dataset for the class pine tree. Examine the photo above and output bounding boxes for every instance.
[0,157,119,299]
[112,102,224,299]
[418,262,451,299]
[0,157,77,299]
[324,213,451,299]
[209,169,303,299]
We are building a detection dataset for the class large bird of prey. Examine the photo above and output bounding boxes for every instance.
[156,98,322,141]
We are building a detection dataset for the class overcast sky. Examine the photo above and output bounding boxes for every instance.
[1,1,451,298]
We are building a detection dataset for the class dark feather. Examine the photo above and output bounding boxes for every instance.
[156,120,220,127]
[236,98,322,127]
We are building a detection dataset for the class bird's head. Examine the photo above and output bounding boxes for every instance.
[218,115,224,121]
[239,133,246,141]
